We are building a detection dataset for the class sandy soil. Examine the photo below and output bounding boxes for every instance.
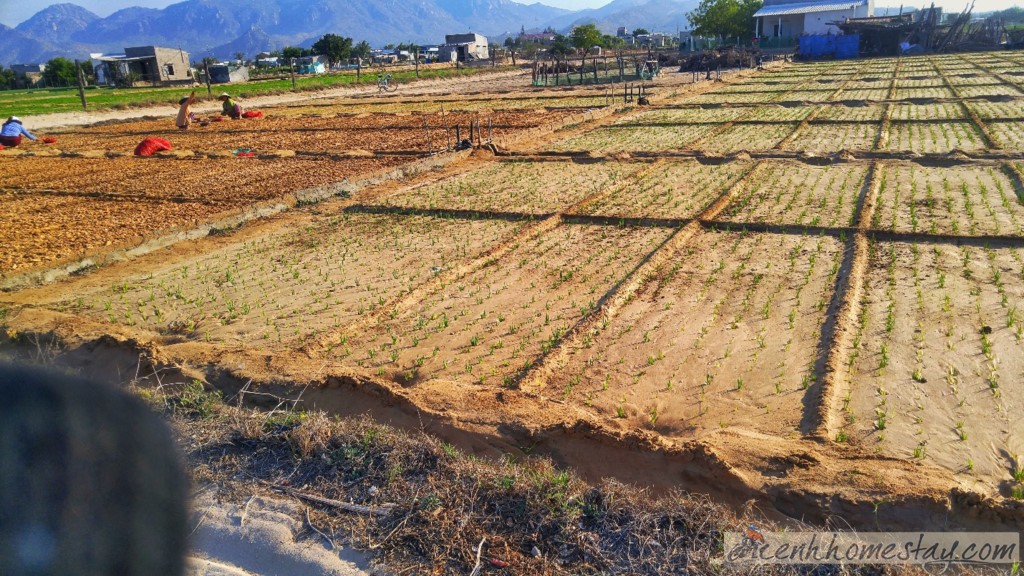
[186,489,373,576]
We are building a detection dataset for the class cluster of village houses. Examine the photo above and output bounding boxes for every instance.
[10,0,893,89]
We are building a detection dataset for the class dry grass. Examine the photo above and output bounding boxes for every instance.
[149,383,980,575]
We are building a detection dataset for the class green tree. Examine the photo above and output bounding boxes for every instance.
[352,40,372,60]
[42,57,77,87]
[570,23,604,50]
[687,0,763,39]
[281,46,305,59]
[602,34,626,48]
[549,34,572,57]
[632,27,650,36]
[312,34,353,66]
[0,65,17,90]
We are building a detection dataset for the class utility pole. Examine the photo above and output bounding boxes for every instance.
[290,58,297,90]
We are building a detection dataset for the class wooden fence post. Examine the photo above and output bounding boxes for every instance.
[74,59,87,111]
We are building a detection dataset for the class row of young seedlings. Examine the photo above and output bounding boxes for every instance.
[567,227,840,428]
[885,120,982,153]
[72,213,519,346]
[871,165,1024,237]
[724,163,864,229]
[337,223,666,388]
[843,239,1020,478]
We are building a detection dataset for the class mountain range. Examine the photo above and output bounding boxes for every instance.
[1,0,698,65]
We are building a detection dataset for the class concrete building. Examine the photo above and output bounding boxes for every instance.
[753,0,873,37]
[10,64,45,86]
[439,33,489,62]
[96,46,192,87]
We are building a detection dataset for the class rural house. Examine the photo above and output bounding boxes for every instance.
[439,33,489,63]
[753,0,874,38]
[208,64,250,84]
[96,46,193,87]
[10,64,46,86]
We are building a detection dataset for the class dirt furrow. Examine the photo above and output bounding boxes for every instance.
[939,73,1000,150]
[808,160,883,441]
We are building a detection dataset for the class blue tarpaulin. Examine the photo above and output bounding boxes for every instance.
[798,34,860,60]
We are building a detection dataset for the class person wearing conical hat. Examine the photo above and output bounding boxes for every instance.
[217,92,242,120]
[0,116,37,147]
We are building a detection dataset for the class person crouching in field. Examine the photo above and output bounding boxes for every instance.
[0,116,37,147]
[176,91,197,130]
[218,92,242,119]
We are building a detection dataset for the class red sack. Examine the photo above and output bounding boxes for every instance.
[134,137,173,156]
[42,137,58,144]
[242,110,262,119]
[0,144,4,151]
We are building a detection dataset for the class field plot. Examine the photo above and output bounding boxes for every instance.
[842,241,1024,482]
[964,100,1024,120]
[720,161,868,227]
[889,102,966,121]
[376,159,638,215]
[744,105,816,122]
[697,122,797,153]
[814,104,886,122]
[568,159,752,219]
[548,124,715,153]
[613,107,748,124]
[836,88,890,101]
[779,89,835,102]
[337,223,672,388]
[549,230,843,437]
[784,121,878,152]
[871,162,1024,236]
[892,85,956,100]
[840,79,892,92]
[945,75,1006,86]
[47,110,573,154]
[955,83,1023,98]
[0,155,406,274]
[987,121,1024,150]
[688,90,784,105]
[885,120,986,153]
[58,213,525,348]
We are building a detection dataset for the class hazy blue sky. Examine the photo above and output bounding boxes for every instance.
[0,0,1017,26]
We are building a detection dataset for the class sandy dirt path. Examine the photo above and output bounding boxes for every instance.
[186,490,374,576]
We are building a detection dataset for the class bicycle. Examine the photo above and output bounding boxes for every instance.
[377,73,397,93]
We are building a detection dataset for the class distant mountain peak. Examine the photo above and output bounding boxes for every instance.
[15,3,98,45]
[2,0,695,66]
